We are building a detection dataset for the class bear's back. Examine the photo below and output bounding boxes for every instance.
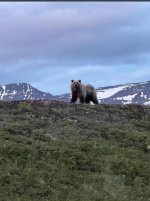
[85,84,96,95]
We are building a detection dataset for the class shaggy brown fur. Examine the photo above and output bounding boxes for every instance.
[70,80,98,104]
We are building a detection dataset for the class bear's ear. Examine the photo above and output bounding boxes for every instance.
[78,80,81,83]
[71,80,74,82]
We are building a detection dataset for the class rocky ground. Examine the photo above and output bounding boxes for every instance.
[0,100,150,201]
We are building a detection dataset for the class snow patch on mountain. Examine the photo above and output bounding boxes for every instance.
[141,92,147,99]
[1,86,6,100]
[97,85,128,99]
[144,101,150,105]
[116,93,137,102]
[97,83,139,100]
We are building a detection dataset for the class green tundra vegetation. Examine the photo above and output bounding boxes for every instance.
[0,100,150,201]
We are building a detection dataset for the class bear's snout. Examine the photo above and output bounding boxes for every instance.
[73,83,80,89]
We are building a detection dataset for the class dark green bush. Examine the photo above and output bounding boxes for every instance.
[18,102,32,112]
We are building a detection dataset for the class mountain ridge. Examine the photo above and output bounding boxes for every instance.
[0,82,53,101]
[0,81,150,105]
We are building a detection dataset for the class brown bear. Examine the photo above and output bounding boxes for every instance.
[70,80,98,104]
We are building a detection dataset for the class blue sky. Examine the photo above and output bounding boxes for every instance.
[0,2,150,95]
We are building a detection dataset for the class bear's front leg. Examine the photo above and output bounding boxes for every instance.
[79,96,85,104]
[71,93,78,103]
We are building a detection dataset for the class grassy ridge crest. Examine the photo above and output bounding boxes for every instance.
[0,101,150,201]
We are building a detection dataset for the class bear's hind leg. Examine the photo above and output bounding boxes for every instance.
[91,97,99,104]
[85,96,91,104]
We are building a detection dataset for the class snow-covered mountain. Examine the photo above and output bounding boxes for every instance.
[0,83,53,101]
[0,81,150,105]
[96,81,150,105]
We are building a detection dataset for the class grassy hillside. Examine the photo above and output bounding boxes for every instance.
[0,100,150,201]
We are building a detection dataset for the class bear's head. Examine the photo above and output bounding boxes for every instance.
[71,80,81,93]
